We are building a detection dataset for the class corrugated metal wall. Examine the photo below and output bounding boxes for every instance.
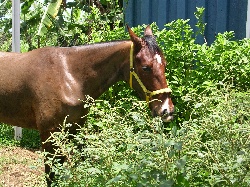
[124,0,248,44]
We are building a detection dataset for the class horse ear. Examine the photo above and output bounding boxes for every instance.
[144,25,153,36]
[127,25,142,47]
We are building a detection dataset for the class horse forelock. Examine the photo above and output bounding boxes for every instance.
[142,35,161,55]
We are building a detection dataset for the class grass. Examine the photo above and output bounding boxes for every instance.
[0,124,44,186]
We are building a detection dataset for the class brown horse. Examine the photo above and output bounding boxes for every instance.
[0,25,174,185]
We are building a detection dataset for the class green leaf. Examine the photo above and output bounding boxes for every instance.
[129,174,138,180]
[37,0,62,36]
[174,141,183,151]
[194,103,203,108]
[176,156,187,170]
[159,179,174,187]
[112,162,129,171]
[86,167,101,174]
[164,140,176,147]
[21,0,35,14]
[106,175,122,184]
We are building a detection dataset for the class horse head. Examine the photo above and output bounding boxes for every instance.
[127,25,174,122]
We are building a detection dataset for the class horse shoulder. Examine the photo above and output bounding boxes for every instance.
[57,49,84,107]
[29,47,83,106]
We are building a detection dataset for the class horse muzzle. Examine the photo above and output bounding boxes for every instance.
[152,98,174,122]
[161,109,174,122]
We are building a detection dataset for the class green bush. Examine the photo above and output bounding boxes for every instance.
[97,8,250,125]
[42,8,250,187]
[45,98,188,187]
[181,86,250,186]
[153,20,250,123]
[45,86,249,187]
[1,5,249,186]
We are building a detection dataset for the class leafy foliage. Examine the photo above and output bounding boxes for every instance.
[0,123,40,148]
[45,98,188,187]
[37,0,62,36]
[0,4,249,186]
[182,87,250,186]
[151,14,250,124]
[41,7,249,186]
[0,0,123,50]
[45,86,250,187]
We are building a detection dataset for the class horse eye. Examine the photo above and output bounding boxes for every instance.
[142,66,152,72]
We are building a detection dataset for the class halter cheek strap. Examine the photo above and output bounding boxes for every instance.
[129,43,172,102]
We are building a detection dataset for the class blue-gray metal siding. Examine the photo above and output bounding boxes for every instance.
[124,0,248,44]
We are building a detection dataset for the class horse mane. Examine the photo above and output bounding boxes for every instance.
[72,37,162,56]
[142,35,162,55]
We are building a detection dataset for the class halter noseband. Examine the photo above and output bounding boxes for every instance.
[129,43,172,102]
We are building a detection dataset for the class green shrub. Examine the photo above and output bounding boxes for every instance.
[181,86,250,186]
[1,5,249,186]
[45,97,188,187]
[101,13,250,125]
[45,86,249,187]
[151,19,250,124]
[42,8,250,187]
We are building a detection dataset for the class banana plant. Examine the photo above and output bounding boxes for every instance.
[37,0,63,36]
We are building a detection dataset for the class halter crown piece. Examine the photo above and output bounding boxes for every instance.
[129,43,172,103]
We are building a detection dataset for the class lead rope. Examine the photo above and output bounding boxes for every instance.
[129,42,172,103]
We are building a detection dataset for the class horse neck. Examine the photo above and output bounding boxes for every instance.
[68,40,132,99]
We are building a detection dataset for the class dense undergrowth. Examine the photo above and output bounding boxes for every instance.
[44,8,249,187]
[47,88,250,187]
[0,7,249,186]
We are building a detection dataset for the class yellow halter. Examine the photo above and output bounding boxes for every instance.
[129,43,172,102]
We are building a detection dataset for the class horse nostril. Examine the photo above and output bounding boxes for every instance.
[163,109,174,116]
[163,109,168,115]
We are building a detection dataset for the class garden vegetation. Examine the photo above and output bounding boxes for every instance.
[0,4,249,187]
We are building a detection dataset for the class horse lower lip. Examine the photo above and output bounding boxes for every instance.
[162,115,173,122]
